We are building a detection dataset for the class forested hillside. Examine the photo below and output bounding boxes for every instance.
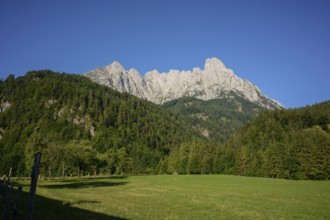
[218,101,330,179]
[0,71,198,177]
[1,71,329,180]
[137,100,330,179]
[163,95,265,143]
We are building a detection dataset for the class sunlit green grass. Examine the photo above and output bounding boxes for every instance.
[18,175,330,219]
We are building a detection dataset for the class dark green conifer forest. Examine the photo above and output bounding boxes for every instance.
[221,102,330,179]
[0,71,329,179]
[162,95,266,143]
[0,71,196,177]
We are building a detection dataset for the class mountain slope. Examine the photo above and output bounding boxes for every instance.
[218,101,330,180]
[0,71,197,176]
[84,58,282,109]
[162,93,265,143]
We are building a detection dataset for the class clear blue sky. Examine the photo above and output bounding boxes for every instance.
[1,0,329,108]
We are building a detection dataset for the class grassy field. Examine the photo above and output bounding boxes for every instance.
[6,175,330,219]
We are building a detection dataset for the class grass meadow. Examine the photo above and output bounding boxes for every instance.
[9,175,330,219]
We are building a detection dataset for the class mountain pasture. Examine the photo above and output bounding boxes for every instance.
[11,175,330,219]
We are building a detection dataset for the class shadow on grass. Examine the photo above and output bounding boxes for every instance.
[33,194,129,220]
[48,176,129,183]
[2,187,129,220]
[39,181,128,189]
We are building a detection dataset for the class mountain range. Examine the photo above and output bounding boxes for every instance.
[84,57,283,110]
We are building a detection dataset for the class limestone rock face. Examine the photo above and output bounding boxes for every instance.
[84,58,282,109]
[0,102,11,112]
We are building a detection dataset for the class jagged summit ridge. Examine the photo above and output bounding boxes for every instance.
[84,58,282,109]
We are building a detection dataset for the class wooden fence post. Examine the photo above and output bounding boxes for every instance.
[0,178,12,219]
[8,167,12,182]
[26,152,41,220]
[0,176,4,196]
[12,185,22,220]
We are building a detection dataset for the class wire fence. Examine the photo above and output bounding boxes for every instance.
[0,152,41,220]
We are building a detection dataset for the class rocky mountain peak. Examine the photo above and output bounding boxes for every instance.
[105,61,124,73]
[84,58,283,109]
[204,57,225,71]
[145,69,160,78]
